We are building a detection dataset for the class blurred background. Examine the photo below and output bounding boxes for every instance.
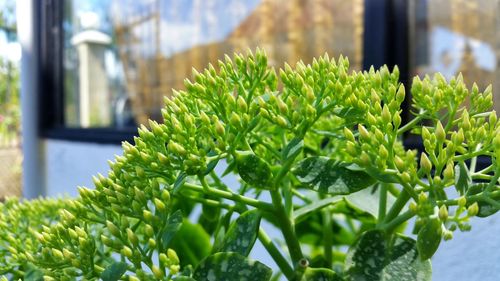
[2,0,500,279]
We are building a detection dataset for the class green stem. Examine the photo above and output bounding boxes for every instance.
[322,209,333,267]
[380,210,415,232]
[397,112,425,135]
[183,182,274,212]
[270,189,304,268]
[258,229,295,280]
[383,189,411,224]
[378,184,387,224]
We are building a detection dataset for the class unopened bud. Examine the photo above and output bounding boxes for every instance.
[145,224,154,238]
[106,221,121,238]
[420,153,432,173]
[439,205,448,221]
[435,121,446,143]
[122,246,133,259]
[418,192,428,203]
[161,189,171,201]
[215,120,225,136]
[167,248,180,264]
[143,210,153,222]
[409,202,418,213]
[127,228,139,246]
[344,127,355,142]
[458,196,467,207]
[154,198,166,213]
[237,96,248,112]
[467,202,479,217]
[394,156,405,172]
[358,124,370,141]
[152,265,164,279]
[381,105,391,124]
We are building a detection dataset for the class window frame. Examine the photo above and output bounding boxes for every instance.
[38,0,411,145]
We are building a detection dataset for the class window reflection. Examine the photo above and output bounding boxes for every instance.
[411,0,500,111]
[64,0,365,128]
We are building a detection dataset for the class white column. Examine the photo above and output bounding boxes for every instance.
[17,0,45,198]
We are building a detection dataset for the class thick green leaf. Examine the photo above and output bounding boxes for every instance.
[101,262,128,281]
[345,230,432,281]
[301,267,343,281]
[466,183,498,217]
[193,252,272,281]
[417,218,442,260]
[282,137,304,160]
[345,187,397,220]
[454,161,471,195]
[161,210,183,249]
[235,152,272,188]
[292,157,375,195]
[215,209,261,256]
[170,220,212,267]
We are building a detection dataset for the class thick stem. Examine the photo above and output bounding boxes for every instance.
[258,229,295,280]
[270,189,304,267]
[322,209,333,267]
[378,184,387,224]
[380,210,415,232]
[383,189,411,224]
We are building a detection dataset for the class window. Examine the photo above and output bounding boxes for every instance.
[60,0,365,130]
[410,0,500,112]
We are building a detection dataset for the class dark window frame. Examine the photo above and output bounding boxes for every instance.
[39,0,410,145]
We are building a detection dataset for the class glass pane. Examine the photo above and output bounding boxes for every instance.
[410,0,500,111]
[63,0,365,128]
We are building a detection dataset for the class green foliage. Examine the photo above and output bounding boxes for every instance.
[0,49,499,280]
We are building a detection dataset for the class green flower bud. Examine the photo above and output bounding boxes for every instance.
[161,189,171,202]
[143,210,153,222]
[343,127,355,142]
[128,276,140,281]
[358,124,370,142]
[457,196,467,207]
[393,112,402,128]
[145,224,154,238]
[394,156,406,172]
[439,205,448,221]
[467,202,479,217]
[435,121,446,143]
[443,162,454,182]
[418,192,428,203]
[420,153,432,174]
[381,105,391,124]
[379,145,389,159]
[101,235,114,247]
[106,220,121,238]
[443,230,453,241]
[122,246,133,259]
[409,202,418,213]
[159,253,169,266]
[230,112,242,128]
[127,228,139,247]
[167,248,180,265]
[396,84,405,103]
[152,265,164,279]
[154,198,166,213]
[237,96,248,112]
[52,248,64,260]
[68,229,78,240]
[305,104,316,119]
[148,238,156,248]
[401,172,411,183]
[215,120,225,136]
[359,152,371,166]
[170,264,180,274]
[275,115,288,127]
[167,141,186,156]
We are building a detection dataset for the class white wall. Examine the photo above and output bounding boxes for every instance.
[44,139,122,197]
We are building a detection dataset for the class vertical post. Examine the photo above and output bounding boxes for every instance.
[18,0,45,198]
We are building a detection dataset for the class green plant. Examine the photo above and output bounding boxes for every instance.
[1,50,499,281]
